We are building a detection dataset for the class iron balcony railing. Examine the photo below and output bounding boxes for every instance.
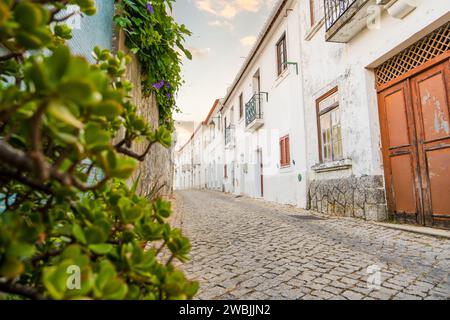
[225,125,234,145]
[245,93,265,127]
[324,0,357,31]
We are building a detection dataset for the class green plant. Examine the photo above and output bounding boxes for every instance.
[114,0,192,129]
[0,0,197,299]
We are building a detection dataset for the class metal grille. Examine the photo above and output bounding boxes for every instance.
[225,125,234,145]
[324,0,357,31]
[245,93,264,127]
[375,22,450,86]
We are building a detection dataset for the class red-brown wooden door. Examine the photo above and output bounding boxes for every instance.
[378,59,450,229]
[410,61,450,228]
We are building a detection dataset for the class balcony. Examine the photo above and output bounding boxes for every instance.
[225,125,235,148]
[245,93,265,132]
[324,0,374,43]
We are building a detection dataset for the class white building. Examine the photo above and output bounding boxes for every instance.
[175,0,450,229]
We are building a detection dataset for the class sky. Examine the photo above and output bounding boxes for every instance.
[172,0,277,147]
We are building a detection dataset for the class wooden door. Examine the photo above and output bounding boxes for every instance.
[378,59,450,228]
[410,61,450,228]
[378,80,422,224]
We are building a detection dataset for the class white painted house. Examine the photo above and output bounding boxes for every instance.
[175,0,450,229]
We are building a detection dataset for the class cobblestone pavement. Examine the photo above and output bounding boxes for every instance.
[173,190,450,300]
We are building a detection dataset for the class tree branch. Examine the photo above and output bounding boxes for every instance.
[0,52,23,61]
[116,141,155,161]
[0,281,46,300]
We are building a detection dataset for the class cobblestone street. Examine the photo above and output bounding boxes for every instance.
[173,190,450,300]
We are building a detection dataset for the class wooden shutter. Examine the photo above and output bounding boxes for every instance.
[280,138,285,166]
[280,136,290,167]
[285,136,290,165]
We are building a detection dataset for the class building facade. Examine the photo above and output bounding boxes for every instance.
[175,0,450,229]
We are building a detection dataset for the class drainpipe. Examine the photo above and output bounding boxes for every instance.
[296,5,311,210]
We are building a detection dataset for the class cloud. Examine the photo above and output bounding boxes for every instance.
[208,19,234,30]
[196,0,275,19]
[188,47,212,58]
[240,35,257,46]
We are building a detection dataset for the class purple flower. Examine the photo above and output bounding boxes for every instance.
[152,80,164,90]
[166,93,171,99]
[146,2,154,14]
[165,82,171,89]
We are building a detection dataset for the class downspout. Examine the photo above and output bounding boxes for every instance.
[296,4,311,210]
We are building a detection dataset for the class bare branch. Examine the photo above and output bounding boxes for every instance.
[116,141,156,161]
[29,102,49,181]
[0,52,23,61]
[0,281,46,300]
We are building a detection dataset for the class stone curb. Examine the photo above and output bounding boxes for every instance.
[373,222,450,239]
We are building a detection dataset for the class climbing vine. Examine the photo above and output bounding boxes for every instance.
[114,0,192,129]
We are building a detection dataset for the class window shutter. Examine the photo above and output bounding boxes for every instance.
[280,139,285,166]
[285,136,290,165]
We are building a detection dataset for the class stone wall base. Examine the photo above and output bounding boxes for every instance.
[308,175,387,221]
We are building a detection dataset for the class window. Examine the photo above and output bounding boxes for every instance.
[239,93,244,119]
[224,164,227,178]
[309,0,324,26]
[276,33,287,76]
[316,88,342,163]
[279,135,290,167]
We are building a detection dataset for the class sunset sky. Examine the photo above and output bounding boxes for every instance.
[173,0,277,124]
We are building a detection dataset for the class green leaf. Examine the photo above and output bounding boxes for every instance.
[85,226,108,244]
[88,244,114,255]
[7,242,36,259]
[54,24,72,39]
[59,79,95,103]
[14,2,42,30]
[84,123,111,152]
[0,258,24,278]
[72,224,87,244]
[122,206,143,223]
[92,100,123,119]
[48,46,71,80]
[47,101,84,129]
[102,278,128,300]
[94,260,116,295]
[110,156,137,179]
[42,263,69,300]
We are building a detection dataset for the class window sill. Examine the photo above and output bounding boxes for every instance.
[311,158,352,173]
[274,68,290,88]
[304,18,324,41]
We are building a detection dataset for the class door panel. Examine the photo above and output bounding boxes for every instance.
[378,80,421,223]
[390,154,417,213]
[411,60,450,227]
[426,148,450,215]
[385,90,410,147]
[416,71,450,142]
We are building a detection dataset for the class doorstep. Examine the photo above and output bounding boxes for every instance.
[373,222,450,239]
